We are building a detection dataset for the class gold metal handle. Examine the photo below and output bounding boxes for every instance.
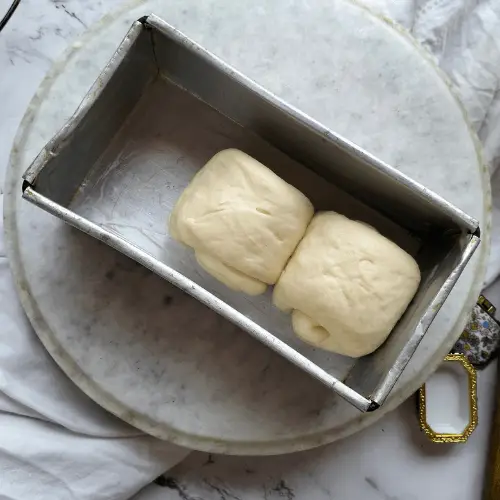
[419,354,478,443]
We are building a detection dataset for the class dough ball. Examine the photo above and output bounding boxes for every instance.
[273,212,421,357]
[169,149,314,295]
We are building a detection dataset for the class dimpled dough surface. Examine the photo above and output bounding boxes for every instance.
[169,149,314,295]
[273,212,421,357]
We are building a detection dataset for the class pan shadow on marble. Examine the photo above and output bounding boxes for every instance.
[52,222,349,440]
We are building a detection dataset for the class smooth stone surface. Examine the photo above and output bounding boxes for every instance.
[4,0,490,454]
[137,363,498,500]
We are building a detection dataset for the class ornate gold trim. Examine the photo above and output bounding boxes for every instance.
[418,353,478,443]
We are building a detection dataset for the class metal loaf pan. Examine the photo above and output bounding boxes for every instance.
[22,14,480,412]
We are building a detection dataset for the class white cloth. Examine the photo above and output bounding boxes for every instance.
[0,1,499,499]
[0,212,189,499]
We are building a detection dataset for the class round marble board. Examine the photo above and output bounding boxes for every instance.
[4,0,490,455]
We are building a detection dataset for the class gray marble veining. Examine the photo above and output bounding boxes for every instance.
[141,373,497,500]
[3,0,489,457]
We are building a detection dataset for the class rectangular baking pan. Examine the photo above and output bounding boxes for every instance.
[22,14,480,412]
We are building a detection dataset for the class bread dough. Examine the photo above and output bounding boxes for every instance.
[273,212,421,357]
[169,149,314,295]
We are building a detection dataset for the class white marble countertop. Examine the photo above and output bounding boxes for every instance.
[1,1,500,499]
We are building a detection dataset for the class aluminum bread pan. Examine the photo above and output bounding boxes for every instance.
[21,15,480,412]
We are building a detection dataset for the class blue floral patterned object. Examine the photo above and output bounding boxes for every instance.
[453,296,500,369]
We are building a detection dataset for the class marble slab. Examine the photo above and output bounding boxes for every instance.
[3,0,490,454]
[139,365,498,500]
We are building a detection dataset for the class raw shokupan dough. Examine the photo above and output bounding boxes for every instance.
[273,212,421,357]
[169,149,314,295]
